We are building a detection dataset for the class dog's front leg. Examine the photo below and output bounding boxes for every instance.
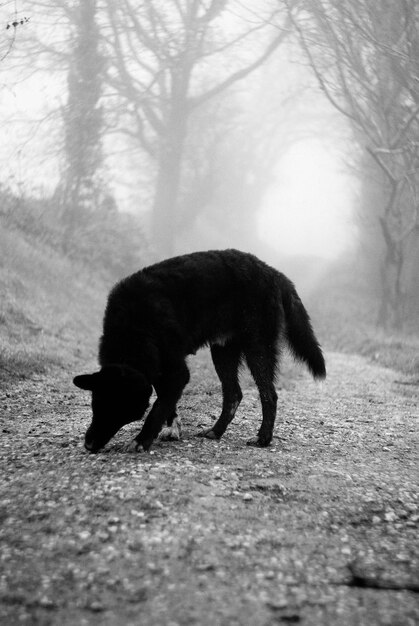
[133,398,176,451]
[130,360,189,452]
[159,411,182,441]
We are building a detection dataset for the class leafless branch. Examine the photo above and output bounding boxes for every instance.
[189,26,288,109]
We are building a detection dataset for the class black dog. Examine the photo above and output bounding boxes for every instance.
[74,249,326,452]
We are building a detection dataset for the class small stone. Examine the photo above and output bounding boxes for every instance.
[266,597,288,609]
[196,562,216,571]
[384,511,398,523]
[87,601,105,612]
[78,531,90,540]
[243,493,253,502]
[147,562,158,571]
[97,531,110,542]
[38,596,55,608]
[253,479,286,493]
[128,540,144,552]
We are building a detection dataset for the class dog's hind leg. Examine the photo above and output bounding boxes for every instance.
[198,342,243,441]
[243,344,278,447]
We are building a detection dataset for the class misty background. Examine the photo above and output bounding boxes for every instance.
[0,0,418,379]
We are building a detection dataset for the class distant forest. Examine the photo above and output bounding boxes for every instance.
[0,1,418,332]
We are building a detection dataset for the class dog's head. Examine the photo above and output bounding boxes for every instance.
[73,365,153,452]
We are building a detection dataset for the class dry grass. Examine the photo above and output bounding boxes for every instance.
[0,220,109,382]
[1,218,418,384]
[308,271,419,377]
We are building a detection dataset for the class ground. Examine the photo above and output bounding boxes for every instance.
[0,350,418,625]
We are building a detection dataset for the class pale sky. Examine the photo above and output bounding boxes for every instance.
[258,139,358,259]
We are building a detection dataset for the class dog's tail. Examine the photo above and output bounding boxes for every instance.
[280,276,326,380]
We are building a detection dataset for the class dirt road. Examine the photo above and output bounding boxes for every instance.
[0,351,418,625]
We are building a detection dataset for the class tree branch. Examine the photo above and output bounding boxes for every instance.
[189,28,287,109]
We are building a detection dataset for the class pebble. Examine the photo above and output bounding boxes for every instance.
[38,596,55,608]
[78,531,90,540]
[266,597,288,609]
[87,600,105,612]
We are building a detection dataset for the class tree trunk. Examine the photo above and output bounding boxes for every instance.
[58,0,104,252]
[377,239,405,330]
[151,108,187,257]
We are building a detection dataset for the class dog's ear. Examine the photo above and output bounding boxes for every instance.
[74,366,151,393]
[73,373,100,390]
[73,368,122,390]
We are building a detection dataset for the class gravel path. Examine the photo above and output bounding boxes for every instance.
[0,351,418,625]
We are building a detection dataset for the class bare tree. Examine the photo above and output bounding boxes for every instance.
[104,0,291,255]
[0,1,30,62]
[54,0,106,250]
[285,0,419,328]
[5,1,109,248]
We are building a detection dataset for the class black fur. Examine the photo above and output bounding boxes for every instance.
[73,249,326,452]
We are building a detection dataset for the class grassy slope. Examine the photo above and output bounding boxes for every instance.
[0,220,109,383]
[1,220,418,385]
[308,266,419,378]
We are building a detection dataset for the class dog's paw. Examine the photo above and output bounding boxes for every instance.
[197,428,219,440]
[124,439,148,453]
[246,436,271,447]
[123,439,138,453]
[159,426,179,441]
[159,418,182,441]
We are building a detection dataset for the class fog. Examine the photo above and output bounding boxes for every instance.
[259,139,358,259]
[1,5,418,618]
[1,1,418,333]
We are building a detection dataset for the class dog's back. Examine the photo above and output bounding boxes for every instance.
[102,249,283,359]
[100,249,325,376]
